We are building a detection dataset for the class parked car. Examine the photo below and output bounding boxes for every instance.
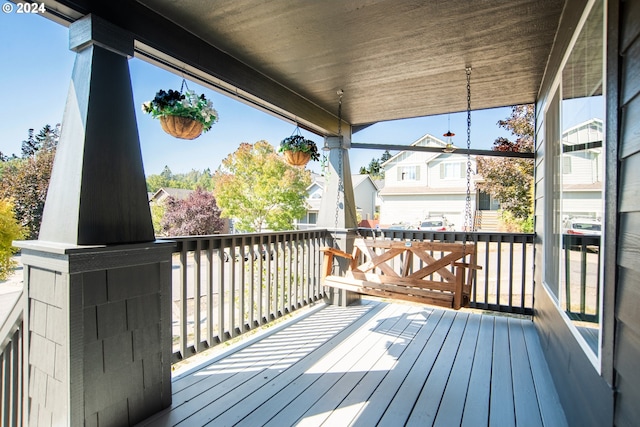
[386,223,412,230]
[418,217,450,231]
[563,218,601,236]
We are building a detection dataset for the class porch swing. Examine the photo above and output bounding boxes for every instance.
[321,68,481,310]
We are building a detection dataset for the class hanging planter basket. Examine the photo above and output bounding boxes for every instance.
[160,115,203,140]
[282,150,312,167]
[279,126,319,167]
[142,79,218,141]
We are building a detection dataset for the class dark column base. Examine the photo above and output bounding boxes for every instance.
[16,240,175,426]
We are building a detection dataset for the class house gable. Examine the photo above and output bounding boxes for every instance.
[381,134,477,193]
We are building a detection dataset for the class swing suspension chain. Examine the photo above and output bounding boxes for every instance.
[464,67,473,253]
[334,90,344,245]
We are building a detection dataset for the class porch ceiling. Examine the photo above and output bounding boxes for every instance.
[45,0,565,134]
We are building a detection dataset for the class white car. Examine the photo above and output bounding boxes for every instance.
[564,218,601,236]
[418,218,449,231]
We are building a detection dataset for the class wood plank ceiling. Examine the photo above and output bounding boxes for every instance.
[45,0,566,133]
[137,0,565,125]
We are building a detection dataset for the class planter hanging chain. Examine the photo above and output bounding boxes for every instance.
[290,123,303,137]
[334,89,344,241]
[180,78,189,94]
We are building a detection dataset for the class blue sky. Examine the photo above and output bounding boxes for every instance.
[0,12,515,176]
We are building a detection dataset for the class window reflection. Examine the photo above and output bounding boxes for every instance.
[556,0,604,356]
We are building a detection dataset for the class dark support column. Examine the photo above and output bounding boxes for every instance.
[318,134,361,306]
[39,14,154,245]
[16,14,173,426]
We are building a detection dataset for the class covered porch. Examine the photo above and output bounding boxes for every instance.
[4,227,568,426]
[2,0,635,425]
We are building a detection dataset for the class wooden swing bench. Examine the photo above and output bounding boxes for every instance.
[321,238,481,310]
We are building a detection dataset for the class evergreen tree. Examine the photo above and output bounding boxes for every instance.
[359,150,392,180]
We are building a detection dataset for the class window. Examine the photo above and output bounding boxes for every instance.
[398,165,419,181]
[563,156,572,174]
[545,0,604,362]
[440,162,464,179]
[298,212,318,224]
[309,189,322,199]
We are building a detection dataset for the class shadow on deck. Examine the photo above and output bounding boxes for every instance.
[139,299,567,427]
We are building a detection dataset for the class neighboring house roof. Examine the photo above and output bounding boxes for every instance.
[351,174,374,189]
[562,118,603,146]
[150,187,194,203]
[381,133,449,167]
[308,173,378,191]
[305,173,378,210]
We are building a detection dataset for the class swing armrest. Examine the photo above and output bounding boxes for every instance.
[320,247,354,260]
[453,262,482,270]
[320,247,354,281]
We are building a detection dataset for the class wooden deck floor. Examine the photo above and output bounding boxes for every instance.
[139,299,567,427]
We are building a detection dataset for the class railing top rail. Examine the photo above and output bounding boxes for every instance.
[164,229,331,252]
[162,228,534,253]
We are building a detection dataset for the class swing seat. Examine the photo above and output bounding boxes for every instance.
[321,238,481,310]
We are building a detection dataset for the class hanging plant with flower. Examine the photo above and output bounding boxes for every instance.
[142,85,218,140]
[279,129,320,167]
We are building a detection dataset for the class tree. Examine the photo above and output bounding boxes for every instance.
[0,199,26,280]
[0,125,59,239]
[150,203,166,236]
[380,150,393,163]
[359,150,392,180]
[147,166,215,192]
[212,141,311,232]
[160,188,224,236]
[476,105,534,231]
[21,124,60,158]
